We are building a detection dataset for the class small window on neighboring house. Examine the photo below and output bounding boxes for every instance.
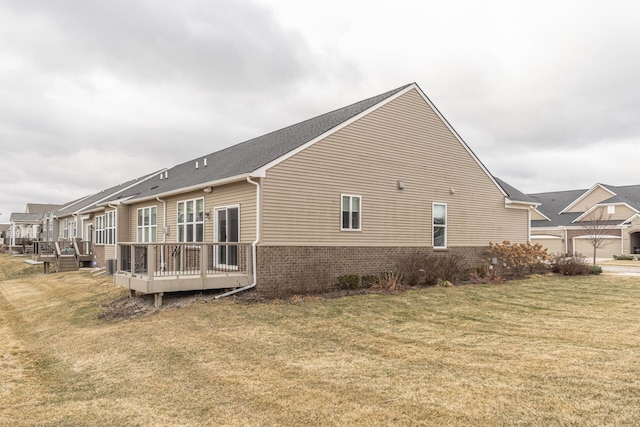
[341,195,361,231]
[137,206,158,243]
[95,215,105,244]
[433,203,447,248]
[607,205,615,215]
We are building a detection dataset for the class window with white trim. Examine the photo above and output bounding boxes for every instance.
[62,219,69,239]
[95,215,105,244]
[177,198,204,242]
[433,203,447,248]
[607,205,615,215]
[105,211,116,245]
[341,195,361,231]
[137,206,157,243]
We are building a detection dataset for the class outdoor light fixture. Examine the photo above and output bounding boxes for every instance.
[397,180,404,190]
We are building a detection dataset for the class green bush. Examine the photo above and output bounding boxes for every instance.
[360,274,377,288]
[337,274,360,290]
[589,265,603,275]
[613,255,636,261]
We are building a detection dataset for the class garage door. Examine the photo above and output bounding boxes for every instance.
[573,237,621,260]
[531,236,564,256]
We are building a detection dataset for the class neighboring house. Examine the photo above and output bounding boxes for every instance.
[30,172,162,270]
[529,183,640,258]
[0,223,11,244]
[8,203,63,248]
[106,82,534,304]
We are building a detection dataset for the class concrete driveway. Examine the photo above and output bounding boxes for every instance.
[599,260,640,277]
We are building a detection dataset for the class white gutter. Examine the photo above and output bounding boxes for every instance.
[215,176,260,299]
[122,173,255,206]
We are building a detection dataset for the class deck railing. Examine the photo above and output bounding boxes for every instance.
[117,242,251,277]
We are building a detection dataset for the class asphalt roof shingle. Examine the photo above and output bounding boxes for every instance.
[102,83,413,204]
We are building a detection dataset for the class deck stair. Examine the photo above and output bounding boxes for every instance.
[57,255,78,272]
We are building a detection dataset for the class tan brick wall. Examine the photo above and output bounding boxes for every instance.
[256,245,485,296]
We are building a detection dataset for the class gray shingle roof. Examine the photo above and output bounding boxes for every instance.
[529,184,640,228]
[493,177,537,204]
[102,83,413,204]
[25,203,63,214]
[10,212,43,223]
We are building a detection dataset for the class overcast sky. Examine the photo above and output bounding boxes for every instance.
[2,0,640,222]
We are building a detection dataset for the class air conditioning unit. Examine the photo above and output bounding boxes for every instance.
[106,259,116,275]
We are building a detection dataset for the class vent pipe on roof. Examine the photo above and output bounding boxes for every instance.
[195,161,199,169]
[204,158,207,167]
[165,171,168,179]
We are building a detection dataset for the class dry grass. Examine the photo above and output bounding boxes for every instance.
[1,254,639,426]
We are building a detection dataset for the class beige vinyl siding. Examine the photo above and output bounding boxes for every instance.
[125,180,256,243]
[564,187,614,213]
[583,205,636,222]
[261,88,528,247]
[531,210,549,221]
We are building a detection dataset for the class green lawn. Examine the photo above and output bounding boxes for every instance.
[1,254,639,426]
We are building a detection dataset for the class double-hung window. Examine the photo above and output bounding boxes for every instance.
[177,198,204,242]
[62,219,69,239]
[105,211,116,245]
[137,206,157,243]
[432,203,447,248]
[95,216,105,244]
[341,195,361,231]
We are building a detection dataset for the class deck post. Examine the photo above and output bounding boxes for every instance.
[201,244,208,285]
[154,292,163,308]
[43,262,50,274]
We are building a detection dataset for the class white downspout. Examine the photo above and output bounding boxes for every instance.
[156,197,167,270]
[215,176,260,299]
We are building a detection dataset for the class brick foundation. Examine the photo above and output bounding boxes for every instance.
[256,246,485,296]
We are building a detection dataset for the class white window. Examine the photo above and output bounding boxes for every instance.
[607,205,615,215]
[48,221,53,240]
[95,215,105,244]
[137,206,157,243]
[105,211,116,245]
[62,219,69,239]
[177,198,204,242]
[433,203,447,248]
[71,220,77,239]
[341,195,361,231]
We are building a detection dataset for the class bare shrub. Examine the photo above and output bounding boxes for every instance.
[396,251,466,286]
[552,255,590,276]
[485,241,553,280]
[372,271,404,293]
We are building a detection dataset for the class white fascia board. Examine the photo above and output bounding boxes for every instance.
[58,193,95,213]
[505,199,539,210]
[75,169,166,214]
[624,212,640,224]
[118,173,252,205]
[574,234,621,240]
[531,207,551,221]
[572,202,638,223]
[252,84,417,178]
[530,235,563,239]
[560,183,616,214]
